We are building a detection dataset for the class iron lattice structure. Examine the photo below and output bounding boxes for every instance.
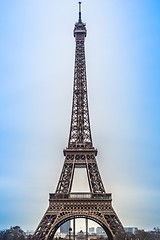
[69,21,92,149]
[32,3,125,240]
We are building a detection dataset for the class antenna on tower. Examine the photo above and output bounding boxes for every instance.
[78,2,82,22]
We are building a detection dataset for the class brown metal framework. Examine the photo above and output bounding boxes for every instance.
[32,3,125,240]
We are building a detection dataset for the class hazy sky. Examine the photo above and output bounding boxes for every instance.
[0,0,160,232]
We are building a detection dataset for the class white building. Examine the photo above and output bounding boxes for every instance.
[125,227,138,234]
[96,227,104,234]
[89,227,95,233]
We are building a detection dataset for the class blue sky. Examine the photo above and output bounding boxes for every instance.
[0,0,160,232]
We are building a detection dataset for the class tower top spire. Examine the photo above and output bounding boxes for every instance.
[74,2,87,39]
[78,2,82,22]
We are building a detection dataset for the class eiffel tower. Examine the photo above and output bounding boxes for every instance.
[32,3,125,240]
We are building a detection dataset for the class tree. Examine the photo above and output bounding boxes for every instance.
[115,230,156,240]
[135,230,154,240]
[0,226,26,240]
[115,232,134,240]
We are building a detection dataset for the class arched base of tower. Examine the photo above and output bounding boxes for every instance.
[32,194,124,240]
